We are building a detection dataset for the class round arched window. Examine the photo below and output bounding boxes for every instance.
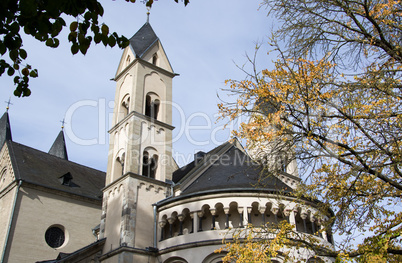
[45,226,65,248]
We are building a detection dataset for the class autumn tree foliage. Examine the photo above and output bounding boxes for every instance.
[0,0,188,97]
[218,0,402,261]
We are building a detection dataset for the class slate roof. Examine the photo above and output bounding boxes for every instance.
[129,22,158,59]
[7,141,105,200]
[0,111,12,148]
[48,130,68,160]
[173,139,291,196]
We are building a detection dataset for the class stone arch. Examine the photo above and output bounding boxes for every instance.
[229,201,241,228]
[113,149,125,178]
[200,204,211,232]
[250,201,263,226]
[145,92,160,120]
[180,208,192,235]
[143,72,166,121]
[152,53,158,66]
[163,256,188,263]
[142,147,158,179]
[307,257,325,263]
[117,93,130,122]
[202,252,227,263]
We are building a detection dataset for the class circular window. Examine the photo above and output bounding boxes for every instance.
[45,226,65,248]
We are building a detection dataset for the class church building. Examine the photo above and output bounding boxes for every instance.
[0,21,334,263]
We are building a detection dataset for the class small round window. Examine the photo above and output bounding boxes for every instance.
[45,226,65,248]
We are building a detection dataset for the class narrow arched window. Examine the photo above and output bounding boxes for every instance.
[126,55,131,67]
[152,53,158,65]
[152,99,160,119]
[144,93,160,120]
[142,150,158,179]
[145,95,152,117]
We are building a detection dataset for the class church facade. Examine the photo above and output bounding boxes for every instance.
[0,22,334,263]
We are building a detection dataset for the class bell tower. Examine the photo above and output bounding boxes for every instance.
[100,21,177,261]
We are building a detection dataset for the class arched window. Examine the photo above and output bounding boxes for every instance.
[126,55,131,67]
[307,257,325,263]
[0,168,7,187]
[115,152,125,177]
[145,93,160,120]
[142,150,158,179]
[152,53,158,65]
[118,94,130,122]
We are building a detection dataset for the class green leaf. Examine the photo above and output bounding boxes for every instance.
[94,33,102,44]
[70,21,78,32]
[78,33,85,44]
[101,35,108,46]
[22,68,29,76]
[53,38,59,48]
[108,36,116,47]
[9,50,18,61]
[0,43,6,55]
[14,89,22,97]
[19,49,27,59]
[45,38,53,47]
[71,44,79,55]
[79,45,88,55]
[101,24,109,36]
[7,67,15,76]
[68,32,77,42]
[29,69,38,78]
[23,88,31,97]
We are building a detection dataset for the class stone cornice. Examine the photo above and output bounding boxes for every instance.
[102,172,171,192]
[108,111,174,134]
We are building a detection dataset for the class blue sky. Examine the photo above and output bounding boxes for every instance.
[0,0,273,171]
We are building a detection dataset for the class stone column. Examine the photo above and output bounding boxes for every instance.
[271,207,279,224]
[159,220,166,241]
[289,209,297,228]
[247,207,252,225]
[310,215,317,235]
[300,212,308,233]
[238,207,244,228]
[224,208,230,229]
[178,214,185,235]
[197,211,204,232]
[167,217,176,238]
[259,207,266,225]
[190,212,195,233]
[283,209,291,223]
[319,219,326,239]
[210,209,216,230]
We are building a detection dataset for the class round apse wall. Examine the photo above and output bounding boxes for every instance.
[45,225,66,248]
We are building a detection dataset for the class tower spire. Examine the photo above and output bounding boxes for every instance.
[48,130,68,160]
[0,111,12,147]
[146,7,150,23]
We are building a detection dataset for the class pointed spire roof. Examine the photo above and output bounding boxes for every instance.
[129,22,159,59]
[48,130,68,160]
[0,111,12,148]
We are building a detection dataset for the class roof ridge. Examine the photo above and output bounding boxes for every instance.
[177,142,234,191]
[9,141,105,173]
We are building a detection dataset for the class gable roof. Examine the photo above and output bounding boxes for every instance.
[7,141,105,200]
[129,22,158,59]
[0,111,12,147]
[173,139,291,196]
[48,130,68,160]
